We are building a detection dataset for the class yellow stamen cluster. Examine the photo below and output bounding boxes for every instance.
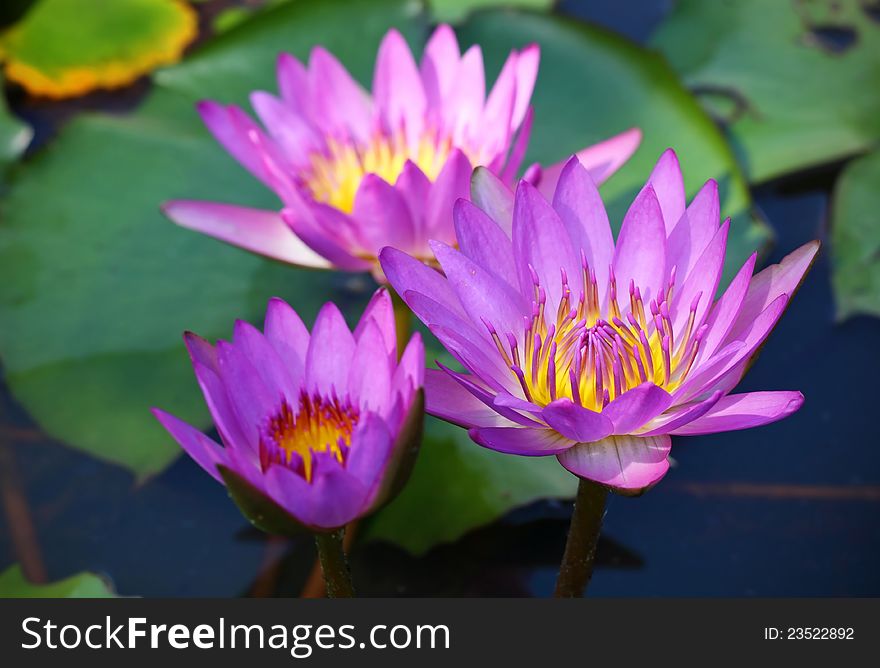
[487,260,706,412]
[302,131,464,213]
[260,392,359,482]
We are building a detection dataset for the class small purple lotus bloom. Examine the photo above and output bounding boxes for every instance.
[162,24,640,277]
[152,289,424,531]
[380,151,818,495]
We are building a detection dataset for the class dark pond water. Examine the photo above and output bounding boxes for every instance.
[1,1,878,597]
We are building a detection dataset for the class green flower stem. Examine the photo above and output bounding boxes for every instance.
[390,288,412,354]
[554,477,608,598]
[314,528,354,598]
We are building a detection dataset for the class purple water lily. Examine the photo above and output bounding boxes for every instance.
[152,289,424,531]
[162,24,640,277]
[380,150,817,495]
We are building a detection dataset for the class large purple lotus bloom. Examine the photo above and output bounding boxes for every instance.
[380,151,817,494]
[162,24,640,277]
[152,290,424,531]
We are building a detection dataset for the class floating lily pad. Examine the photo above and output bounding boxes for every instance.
[0,564,116,597]
[831,149,880,320]
[0,0,197,98]
[651,0,880,183]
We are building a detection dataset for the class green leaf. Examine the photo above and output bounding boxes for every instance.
[428,0,554,24]
[0,564,116,597]
[0,74,31,167]
[651,0,880,183]
[363,417,577,554]
[0,0,198,99]
[0,0,422,477]
[831,150,880,320]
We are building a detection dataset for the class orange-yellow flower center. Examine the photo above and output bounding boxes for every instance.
[302,130,472,213]
[259,392,359,482]
[487,259,707,412]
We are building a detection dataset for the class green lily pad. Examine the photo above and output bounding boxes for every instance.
[0,564,116,597]
[651,0,880,183]
[428,0,554,24]
[0,0,197,98]
[831,150,880,320]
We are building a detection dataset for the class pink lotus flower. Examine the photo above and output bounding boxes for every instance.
[380,150,817,494]
[162,24,640,277]
[152,290,424,531]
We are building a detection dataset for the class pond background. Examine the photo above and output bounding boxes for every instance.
[1,0,878,597]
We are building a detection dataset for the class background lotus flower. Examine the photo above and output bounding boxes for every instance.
[152,289,424,533]
[380,150,817,495]
[162,24,641,277]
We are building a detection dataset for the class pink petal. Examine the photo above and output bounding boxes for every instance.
[395,161,432,244]
[556,434,670,494]
[249,92,318,165]
[471,166,515,235]
[281,193,373,271]
[264,297,310,378]
[512,180,581,311]
[454,198,517,288]
[353,174,416,254]
[469,426,575,456]
[443,45,485,145]
[671,218,730,338]
[637,391,723,436]
[163,201,330,269]
[308,47,372,142]
[354,288,396,358]
[197,101,290,192]
[670,391,804,435]
[152,409,227,482]
[697,252,757,365]
[647,149,685,234]
[512,44,539,129]
[612,184,667,307]
[232,319,299,401]
[425,149,472,245]
[541,399,614,442]
[552,156,614,302]
[420,24,460,109]
[425,368,514,429]
[183,333,249,451]
[730,241,820,338]
[373,29,426,146]
[601,382,673,434]
[347,319,392,413]
[276,53,311,116]
[305,302,356,397]
[391,333,425,400]
[378,246,466,318]
[430,240,528,337]
[666,179,719,278]
[535,127,642,199]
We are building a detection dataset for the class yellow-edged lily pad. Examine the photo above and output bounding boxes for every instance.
[0,0,197,98]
